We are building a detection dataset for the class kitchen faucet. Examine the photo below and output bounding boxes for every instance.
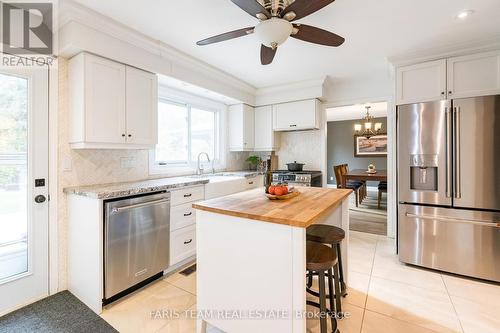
[196,152,214,175]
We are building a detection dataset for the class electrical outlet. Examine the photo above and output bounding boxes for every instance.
[120,157,136,169]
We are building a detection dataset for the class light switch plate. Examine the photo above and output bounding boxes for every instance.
[63,156,72,171]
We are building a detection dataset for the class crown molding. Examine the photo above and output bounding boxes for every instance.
[254,77,326,106]
[387,34,500,67]
[58,0,256,101]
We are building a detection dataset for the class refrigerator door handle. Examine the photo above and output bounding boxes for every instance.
[445,106,452,198]
[405,213,500,228]
[454,106,461,199]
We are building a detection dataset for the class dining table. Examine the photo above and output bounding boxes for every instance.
[342,169,387,188]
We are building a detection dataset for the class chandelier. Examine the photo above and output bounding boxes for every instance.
[354,106,382,139]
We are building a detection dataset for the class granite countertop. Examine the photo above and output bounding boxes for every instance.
[193,187,352,228]
[63,170,264,199]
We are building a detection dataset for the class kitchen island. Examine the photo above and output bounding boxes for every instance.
[193,187,352,333]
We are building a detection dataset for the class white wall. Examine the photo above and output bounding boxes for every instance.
[323,70,392,105]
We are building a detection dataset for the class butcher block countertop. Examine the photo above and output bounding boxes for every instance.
[192,187,352,228]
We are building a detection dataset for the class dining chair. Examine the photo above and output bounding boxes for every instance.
[341,164,366,204]
[334,165,362,207]
[378,181,387,209]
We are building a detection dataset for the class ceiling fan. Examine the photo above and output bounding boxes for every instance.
[196,0,345,65]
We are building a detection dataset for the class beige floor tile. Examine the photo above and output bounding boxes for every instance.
[362,310,437,333]
[344,271,370,308]
[366,277,462,333]
[375,237,396,256]
[164,272,184,285]
[306,303,364,333]
[350,231,379,250]
[371,255,447,293]
[349,247,375,275]
[156,304,197,333]
[101,282,196,333]
[166,272,197,295]
[442,274,500,308]
[451,296,500,333]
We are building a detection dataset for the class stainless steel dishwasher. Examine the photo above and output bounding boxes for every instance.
[104,191,170,302]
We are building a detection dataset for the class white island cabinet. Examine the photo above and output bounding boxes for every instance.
[193,187,351,333]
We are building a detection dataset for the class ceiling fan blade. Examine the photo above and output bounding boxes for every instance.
[281,0,335,21]
[291,24,345,47]
[231,0,271,19]
[197,27,254,46]
[261,44,277,65]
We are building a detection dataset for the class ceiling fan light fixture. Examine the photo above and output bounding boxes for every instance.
[254,18,293,48]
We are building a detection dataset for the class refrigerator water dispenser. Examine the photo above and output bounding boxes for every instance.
[409,155,438,191]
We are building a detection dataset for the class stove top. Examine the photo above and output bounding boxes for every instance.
[273,170,322,176]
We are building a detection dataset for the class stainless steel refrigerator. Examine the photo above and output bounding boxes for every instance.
[397,95,500,282]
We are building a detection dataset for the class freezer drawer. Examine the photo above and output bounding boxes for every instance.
[399,204,500,282]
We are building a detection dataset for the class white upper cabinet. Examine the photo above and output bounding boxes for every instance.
[396,59,447,105]
[273,99,320,131]
[69,53,158,149]
[396,51,500,105]
[229,104,254,151]
[447,51,500,99]
[254,105,279,151]
[125,66,158,145]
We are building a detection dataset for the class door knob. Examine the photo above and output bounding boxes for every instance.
[34,195,46,203]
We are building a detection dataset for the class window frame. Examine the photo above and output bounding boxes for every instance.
[149,87,226,176]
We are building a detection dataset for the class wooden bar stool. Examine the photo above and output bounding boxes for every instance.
[306,224,347,315]
[306,241,339,333]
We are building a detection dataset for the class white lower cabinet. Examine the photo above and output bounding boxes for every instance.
[169,185,204,266]
[170,202,196,231]
[170,224,196,266]
[245,175,264,190]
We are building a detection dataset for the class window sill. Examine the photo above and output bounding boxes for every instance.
[149,164,226,177]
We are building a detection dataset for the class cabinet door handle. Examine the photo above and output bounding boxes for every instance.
[289,124,297,127]
[183,212,193,217]
[248,181,254,185]
[122,134,126,137]
[441,91,445,96]
[128,134,132,137]
[448,91,452,95]
[183,193,192,198]
[184,239,193,245]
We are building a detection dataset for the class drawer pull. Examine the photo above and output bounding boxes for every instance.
[183,212,193,217]
[184,239,193,244]
[248,181,254,185]
[183,193,192,198]
[289,124,297,127]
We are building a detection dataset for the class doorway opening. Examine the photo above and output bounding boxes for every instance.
[326,102,388,236]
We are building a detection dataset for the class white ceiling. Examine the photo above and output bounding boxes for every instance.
[73,0,500,88]
[326,102,387,122]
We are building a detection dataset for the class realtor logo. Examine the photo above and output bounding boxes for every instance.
[2,2,53,55]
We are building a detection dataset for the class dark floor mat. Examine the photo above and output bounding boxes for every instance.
[179,264,196,276]
[0,291,117,333]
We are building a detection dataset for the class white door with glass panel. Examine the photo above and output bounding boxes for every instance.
[0,63,49,315]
